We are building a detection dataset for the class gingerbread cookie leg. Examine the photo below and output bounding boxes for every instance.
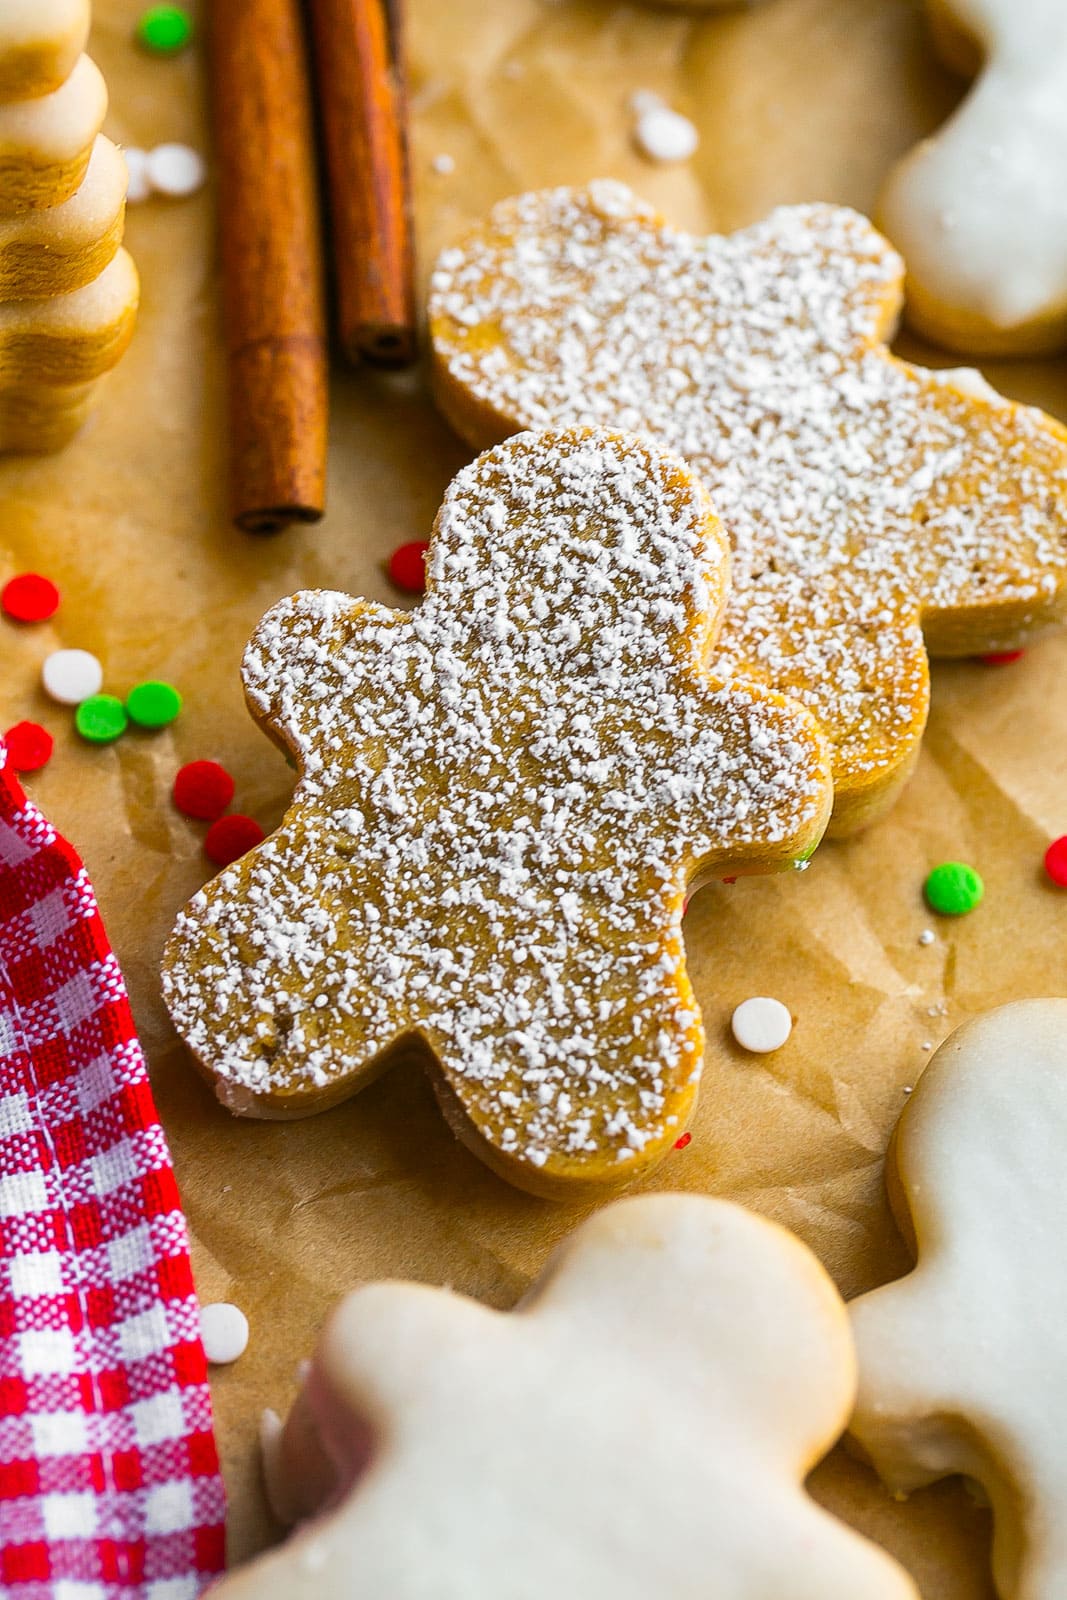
[163,429,832,1197]
[850,1001,1067,1600]
[213,1195,918,1600]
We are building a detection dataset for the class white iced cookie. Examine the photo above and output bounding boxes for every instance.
[0,53,107,212]
[0,137,126,298]
[0,0,89,100]
[879,0,1067,354]
[212,1194,917,1600]
[849,1000,1067,1600]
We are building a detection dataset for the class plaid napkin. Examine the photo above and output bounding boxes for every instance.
[0,747,226,1597]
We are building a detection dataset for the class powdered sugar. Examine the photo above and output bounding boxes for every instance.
[162,429,830,1187]
[429,183,1067,803]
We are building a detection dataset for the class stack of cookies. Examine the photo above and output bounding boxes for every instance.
[0,0,138,453]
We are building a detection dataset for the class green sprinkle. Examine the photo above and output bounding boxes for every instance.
[924,861,984,916]
[76,695,129,744]
[136,5,193,53]
[126,680,183,728]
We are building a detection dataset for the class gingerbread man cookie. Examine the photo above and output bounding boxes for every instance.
[850,1001,1067,1600]
[879,1,1067,354]
[212,1194,918,1600]
[430,183,1067,834]
[163,429,831,1197]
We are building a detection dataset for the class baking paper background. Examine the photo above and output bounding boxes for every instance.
[3,1,1065,1592]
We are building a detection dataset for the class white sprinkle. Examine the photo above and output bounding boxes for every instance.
[634,106,699,165]
[200,1301,249,1364]
[918,928,935,946]
[731,996,793,1054]
[41,648,103,705]
[123,146,152,204]
[146,142,207,198]
[432,153,456,175]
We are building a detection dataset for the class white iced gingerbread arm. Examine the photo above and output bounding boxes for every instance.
[879,0,1067,353]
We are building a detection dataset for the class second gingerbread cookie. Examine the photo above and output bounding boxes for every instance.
[163,428,831,1198]
[430,182,1067,833]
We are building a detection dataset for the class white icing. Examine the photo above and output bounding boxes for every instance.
[879,0,1067,343]
[213,1195,919,1600]
[850,1000,1067,1600]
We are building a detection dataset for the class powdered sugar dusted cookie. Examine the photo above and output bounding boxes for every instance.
[850,1001,1067,1600]
[162,428,831,1197]
[430,182,1067,834]
[0,52,106,212]
[879,0,1067,354]
[213,1194,919,1600]
[0,0,88,100]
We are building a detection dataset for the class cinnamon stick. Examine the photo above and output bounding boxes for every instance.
[209,0,328,533]
[306,0,417,368]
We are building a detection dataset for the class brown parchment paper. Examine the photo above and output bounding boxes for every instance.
[3,1,1066,1592]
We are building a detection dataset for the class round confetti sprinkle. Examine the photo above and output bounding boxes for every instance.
[75,695,128,744]
[42,648,103,705]
[388,540,429,594]
[673,1131,692,1151]
[980,650,1025,666]
[126,679,182,728]
[173,759,235,821]
[4,721,53,773]
[924,861,984,916]
[124,146,152,203]
[145,142,207,197]
[634,105,699,165]
[136,4,193,52]
[205,813,265,868]
[200,1302,249,1365]
[731,996,793,1054]
[1044,836,1067,887]
[2,573,59,623]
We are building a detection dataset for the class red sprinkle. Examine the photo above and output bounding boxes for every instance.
[980,650,1025,666]
[5,721,54,772]
[388,541,429,594]
[205,813,265,868]
[673,1131,692,1151]
[2,572,60,623]
[1045,836,1067,888]
[174,759,235,821]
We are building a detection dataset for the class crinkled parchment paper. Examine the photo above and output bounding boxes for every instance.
[5,1,1066,1592]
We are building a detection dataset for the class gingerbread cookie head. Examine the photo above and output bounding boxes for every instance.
[879,0,1067,354]
[163,428,831,1198]
[430,182,1067,834]
[849,1001,1067,1600]
[212,1195,919,1600]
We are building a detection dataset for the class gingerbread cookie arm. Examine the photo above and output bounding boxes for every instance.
[879,1,1067,355]
[242,590,412,766]
[0,0,89,100]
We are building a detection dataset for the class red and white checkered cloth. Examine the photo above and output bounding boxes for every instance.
[0,746,226,1596]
